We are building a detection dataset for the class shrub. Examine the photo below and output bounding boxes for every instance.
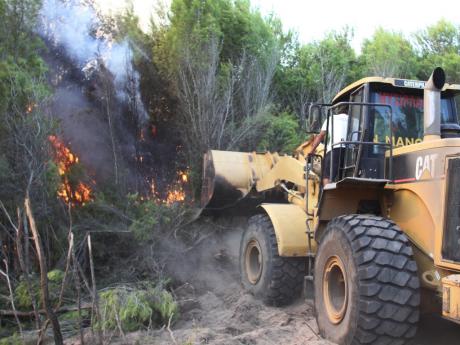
[257,112,303,153]
[0,333,22,345]
[98,283,178,333]
[14,270,64,310]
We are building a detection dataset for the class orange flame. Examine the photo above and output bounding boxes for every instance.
[49,135,92,206]
[26,103,36,114]
[163,170,189,205]
[165,188,186,204]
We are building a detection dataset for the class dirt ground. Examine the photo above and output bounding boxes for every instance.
[79,217,460,345]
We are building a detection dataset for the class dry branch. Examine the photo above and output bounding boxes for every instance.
[0,260,24,339]
[25,196,63,345]
[71,232,85,345]
[88,234,103,345]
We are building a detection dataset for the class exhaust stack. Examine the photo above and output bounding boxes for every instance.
[424,67,446,141]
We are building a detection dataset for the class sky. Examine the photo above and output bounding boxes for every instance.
[97,0,460,51]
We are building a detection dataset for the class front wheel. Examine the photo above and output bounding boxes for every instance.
[239,214,306,306]
[314,215,420,345]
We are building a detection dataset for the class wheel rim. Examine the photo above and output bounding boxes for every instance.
[245,239,263,284]
[323,255,348,324]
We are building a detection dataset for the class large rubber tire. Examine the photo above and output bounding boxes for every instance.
[239,214,306,306]
[314,214,420,345]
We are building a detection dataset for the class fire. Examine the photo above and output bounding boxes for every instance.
[164,170,189,205]
[165,188,186,204]
[49,135,79,176]
[26,103,36,113]
[179,171,188,183]
[49,135,93,205]
[150,179,156,196]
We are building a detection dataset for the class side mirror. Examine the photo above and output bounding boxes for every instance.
[307,105,322,133]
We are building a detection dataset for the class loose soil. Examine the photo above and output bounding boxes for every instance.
[69,216,460,345]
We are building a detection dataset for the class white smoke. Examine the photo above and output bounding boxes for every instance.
[39,0,148,122]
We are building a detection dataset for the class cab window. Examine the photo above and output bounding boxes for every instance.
[370,91,455,147]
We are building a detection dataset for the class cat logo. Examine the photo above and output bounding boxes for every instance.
[415,154,438,180]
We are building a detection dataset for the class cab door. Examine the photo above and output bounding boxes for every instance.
[342,85,367,178]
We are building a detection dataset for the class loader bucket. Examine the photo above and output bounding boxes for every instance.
[201,150,254,209]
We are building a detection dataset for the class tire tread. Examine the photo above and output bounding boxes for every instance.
[327,214,420,344]
[242,214,306,306]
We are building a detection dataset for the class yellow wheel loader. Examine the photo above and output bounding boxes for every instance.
[201,67,460,344]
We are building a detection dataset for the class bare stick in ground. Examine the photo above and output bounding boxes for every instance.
[70,232,85,345]
[167,314,178,345]
[88,234,103,345]
[0,259,24,340]
[0,201,41,330]
[25,196,63,345]
[16,208,41,330]
[38,206,76,345]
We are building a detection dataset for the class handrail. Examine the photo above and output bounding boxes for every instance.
[322,102,394,182]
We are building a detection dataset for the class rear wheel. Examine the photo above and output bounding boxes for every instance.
[314,214,420,345]
[240,214,306,306]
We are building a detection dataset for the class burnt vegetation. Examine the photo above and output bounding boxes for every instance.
[1,0,460,343]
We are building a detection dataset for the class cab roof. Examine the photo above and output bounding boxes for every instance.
[332,76,460,103]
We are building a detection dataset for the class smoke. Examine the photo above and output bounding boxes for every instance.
[37,0,182,199]
[39,0,147,122]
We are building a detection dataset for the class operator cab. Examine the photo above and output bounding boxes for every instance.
[309,76,460,183]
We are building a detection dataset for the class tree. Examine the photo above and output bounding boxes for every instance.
[314,29,357,103]
[415,19,459,55]
[153,0,284,77]
[274,27,357,114]
[257,112,302,153]
[360,28,418,78]
[0,1,66,343]
[152,0,284,173]
[414,20,460,82]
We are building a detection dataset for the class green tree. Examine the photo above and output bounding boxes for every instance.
[257,112,303,153]
[360,28,418,78]
[0,0,63,269]
[154,0,284,76]
[415,20,460,82]
[0,0,56,209]
[274,27,357,117]
[151,0,287,180]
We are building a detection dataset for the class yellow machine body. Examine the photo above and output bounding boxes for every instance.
[201,71,460,324]
[442,275,460,323]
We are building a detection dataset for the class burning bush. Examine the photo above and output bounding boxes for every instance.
[48,135,93,205]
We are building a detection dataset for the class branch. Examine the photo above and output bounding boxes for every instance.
[25,196,63,345]
[0,260,24,339]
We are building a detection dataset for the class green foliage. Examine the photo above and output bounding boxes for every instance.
[258,112,303,153]
[154,0,285,77]
[415,19,460,55]
[47,269,64,283]
[274,27,357,111]
[14,278,38,309]
[0,0,64,263]
[360,28,417,78]
[14,271,64,310]
[415,20,460,82]
[0,333,22,345]
[98,284,178,332]
[126,195,164,241]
